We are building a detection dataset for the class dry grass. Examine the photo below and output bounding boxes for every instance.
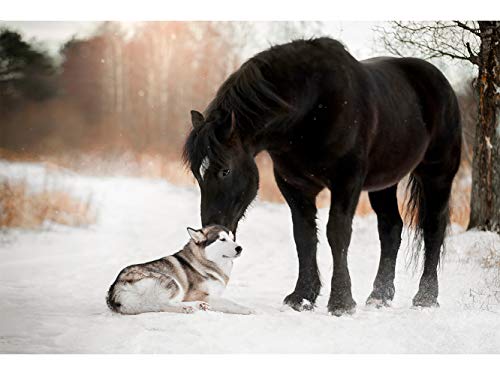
[255,152,471,227]
[449,164,471,228]
[1,148,472,227]
[467,241,500,313]
[482,247,500,270]
[0,179,96,229]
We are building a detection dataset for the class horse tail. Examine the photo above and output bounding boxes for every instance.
[404,174,426,270]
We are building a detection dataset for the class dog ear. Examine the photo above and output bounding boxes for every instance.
[187,227,206,243]
[190,110,205,129]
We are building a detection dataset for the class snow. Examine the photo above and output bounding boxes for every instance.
[1,162,500,353]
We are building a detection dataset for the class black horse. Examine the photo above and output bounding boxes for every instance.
[183,37,461,316]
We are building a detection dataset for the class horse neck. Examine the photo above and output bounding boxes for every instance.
[236,113,291,157]
[209,102,293,156]
[237,129,269,158]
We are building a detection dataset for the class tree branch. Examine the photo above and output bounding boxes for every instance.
[454,21,481,36]
[466,42,480,65]
[396,36,475,62]
[377,21,481,66]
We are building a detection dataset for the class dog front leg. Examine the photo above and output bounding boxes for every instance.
[161,301,209,314]
[207,297,255,315]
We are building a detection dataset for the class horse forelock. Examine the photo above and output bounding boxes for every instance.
[199,157,210,179]
[183,123,231,177]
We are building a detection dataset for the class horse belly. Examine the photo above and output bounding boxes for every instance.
[363,128,429,192]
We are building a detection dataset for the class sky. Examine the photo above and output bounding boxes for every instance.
[1,21,98,53]
[0,21,387,58]
[0,21,474,87]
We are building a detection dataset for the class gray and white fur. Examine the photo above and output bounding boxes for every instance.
[106,225,253,315]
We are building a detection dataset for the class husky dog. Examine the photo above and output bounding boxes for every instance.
[106,225,253,315]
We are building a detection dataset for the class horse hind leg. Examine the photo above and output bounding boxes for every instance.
[366,184,403,307]
[410,169,456,307]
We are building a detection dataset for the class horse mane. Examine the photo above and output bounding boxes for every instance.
[183,50,293,172]
[205,57,292,126]
[183,37,349,172]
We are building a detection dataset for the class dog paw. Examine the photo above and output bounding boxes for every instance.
[182,306,196,314]
[197,302,210,311]
[237,307,256,315]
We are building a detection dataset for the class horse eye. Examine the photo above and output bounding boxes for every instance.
[220,169,231,178]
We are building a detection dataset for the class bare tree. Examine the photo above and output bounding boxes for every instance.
[377,21,500,234]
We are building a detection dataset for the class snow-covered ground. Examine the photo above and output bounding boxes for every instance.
[1,161,499,353]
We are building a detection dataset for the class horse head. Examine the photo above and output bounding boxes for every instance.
[183,109,259,233]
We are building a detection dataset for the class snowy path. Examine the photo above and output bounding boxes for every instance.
[1,162,499,353]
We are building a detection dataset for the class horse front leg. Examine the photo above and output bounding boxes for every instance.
[366,184,403,307]
[327,167,364,316]
[274,169,322,311]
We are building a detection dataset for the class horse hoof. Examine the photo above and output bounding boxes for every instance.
[412,296,440,308]
[328,305,356,317]
[366,288,394,308]
[283,293,315,312]
[328,299,356,316]
[366,296,391,308]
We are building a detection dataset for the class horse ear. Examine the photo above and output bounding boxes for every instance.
[190,110,205,129]
[230,111,236,136]
[217,111,236,141]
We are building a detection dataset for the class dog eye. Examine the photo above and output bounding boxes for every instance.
[219,169,231,178]
[220,238,226,242]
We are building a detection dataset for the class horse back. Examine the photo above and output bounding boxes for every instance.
[359,57,461,189]
[364,57,458,130]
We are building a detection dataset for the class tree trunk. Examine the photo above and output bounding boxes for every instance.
[468,21,500,234]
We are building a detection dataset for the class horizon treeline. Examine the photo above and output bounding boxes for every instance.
[0,21,476,163]
[0,22,251,158]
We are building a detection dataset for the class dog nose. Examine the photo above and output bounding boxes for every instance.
[235,246,242,254]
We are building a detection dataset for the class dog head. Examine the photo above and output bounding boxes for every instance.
[187,225,242,262]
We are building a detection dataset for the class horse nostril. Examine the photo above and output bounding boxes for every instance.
[235,246,242,254]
